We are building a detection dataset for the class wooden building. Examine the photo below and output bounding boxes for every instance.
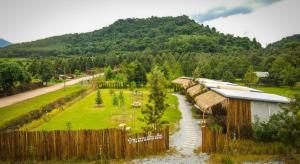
[172,77,290,145]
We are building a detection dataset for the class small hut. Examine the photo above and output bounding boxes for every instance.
[255,71,269,85]
[194,88,289,138]
[172,77,196,92]
[186,84,207,102]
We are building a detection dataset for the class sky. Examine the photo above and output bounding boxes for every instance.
[0,0,299,46]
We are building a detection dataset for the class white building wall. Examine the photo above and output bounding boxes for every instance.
[251,101,283,123]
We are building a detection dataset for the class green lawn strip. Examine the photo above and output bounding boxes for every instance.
[236,82,300,98]
[34,89,181,133]
[20,89,93,131]
[0,84,89,128]
[252,86,300,98]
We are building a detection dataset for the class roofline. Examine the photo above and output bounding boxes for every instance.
[211,88,290,104]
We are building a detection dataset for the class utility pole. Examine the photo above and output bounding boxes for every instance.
[64,66,66,89]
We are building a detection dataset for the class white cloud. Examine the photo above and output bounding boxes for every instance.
[192,0,282,22]
[204,0,300,46]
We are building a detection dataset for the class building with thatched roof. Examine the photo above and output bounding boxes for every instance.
[172,77,290,138]
[186,84,207,98]
[171,77,195,90]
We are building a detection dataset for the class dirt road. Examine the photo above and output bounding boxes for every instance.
[0,74,102,108]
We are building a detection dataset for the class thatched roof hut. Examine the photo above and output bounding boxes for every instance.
[194,91,227,113]
[172,77,196,89]
[186,84,206,97]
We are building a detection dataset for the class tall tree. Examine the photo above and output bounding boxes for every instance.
[38,60,53,85]
[281,65,297,88]
[192,66,201,81]
[243,66,258,85]
[222,70,235,83]
[95,89,103,106]
[112,93,119,107]
[268,57,288,86]
[104,66,113,80]
[0,62,31,96]
[119,91,125,108]
[140,67,168,131]
[125,61,147,85]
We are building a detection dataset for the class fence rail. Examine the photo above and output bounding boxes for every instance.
[0,127,169,161]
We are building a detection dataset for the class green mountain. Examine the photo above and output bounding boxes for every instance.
[266,34,300,54]
[0,39,11,48]
[0,15,262,57]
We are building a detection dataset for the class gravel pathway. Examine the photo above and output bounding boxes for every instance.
[132,93,208,164]
[0,74,103,108]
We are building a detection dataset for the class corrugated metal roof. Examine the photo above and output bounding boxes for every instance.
[197,78,261,92]
[255,72,269,78]
[212,88,290,104]
[197,78,237,86]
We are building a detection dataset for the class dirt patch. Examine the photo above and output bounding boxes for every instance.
[111,114,133,123]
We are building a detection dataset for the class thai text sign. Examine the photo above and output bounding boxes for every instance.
[128,133,163,144]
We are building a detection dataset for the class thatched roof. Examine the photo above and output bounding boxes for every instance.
[172,77,195,89]
[187,84,205,97]
[194,91,227,113]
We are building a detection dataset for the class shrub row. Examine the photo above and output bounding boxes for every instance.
[0,82,43,97]
[0,88,88,131]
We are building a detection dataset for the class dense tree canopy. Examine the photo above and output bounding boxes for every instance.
[0,16,299,89]
[140,67,168,131]
[0,62,31,95]
[0,16,261,57]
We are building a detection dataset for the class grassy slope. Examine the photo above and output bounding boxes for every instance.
[33,89,181,132]
[0,84,88,128]
[252,86,300,98]
[235,81,300,98]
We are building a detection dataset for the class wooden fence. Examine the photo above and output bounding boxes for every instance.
[0,127,169,161]
[201,126,227,153]
[98,82,129,89]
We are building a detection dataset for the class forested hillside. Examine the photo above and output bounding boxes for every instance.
[266,34,300,54]
[0,16,262,57]
[0,16,299,96]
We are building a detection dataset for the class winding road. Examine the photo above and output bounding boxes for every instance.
[0,74,102,108]
[170,93,201,153]
[132,93,208,164]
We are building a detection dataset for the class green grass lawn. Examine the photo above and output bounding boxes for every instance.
[32,89,181,133]
[235,80,300,98]
[0,84,88,128]
[252,86,300,98]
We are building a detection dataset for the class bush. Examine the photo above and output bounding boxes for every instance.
[253,94,300,149]
[221,155,234,164]
[253,115,280,142]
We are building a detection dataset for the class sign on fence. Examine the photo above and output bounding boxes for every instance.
[0,127,169,161]
[127,133,163,144]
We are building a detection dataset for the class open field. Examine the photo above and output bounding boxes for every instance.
[235,80,300,98]
[0,84,89,128]
[252,86,300,98]
[26,89,181,133]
